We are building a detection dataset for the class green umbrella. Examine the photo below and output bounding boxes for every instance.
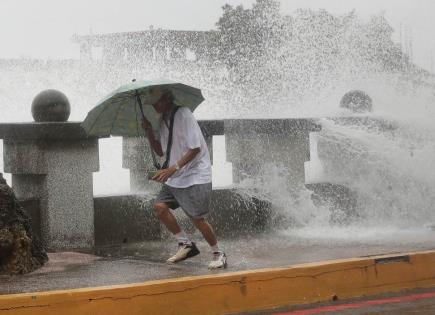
[81,79,205,137]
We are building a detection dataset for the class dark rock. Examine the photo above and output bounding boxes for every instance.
[0,173,48,274]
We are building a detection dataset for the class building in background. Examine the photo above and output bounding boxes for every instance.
[71,27,219,65]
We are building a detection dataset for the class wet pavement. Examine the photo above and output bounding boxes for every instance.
[1,230,435,295]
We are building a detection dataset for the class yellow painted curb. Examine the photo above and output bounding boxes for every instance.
[2,250,435,315]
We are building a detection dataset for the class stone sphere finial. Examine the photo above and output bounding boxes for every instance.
[31,89,71,122]
[340,90,373,113]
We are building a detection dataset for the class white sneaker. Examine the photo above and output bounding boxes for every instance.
[166,242,200,263]
[208,251,227,269]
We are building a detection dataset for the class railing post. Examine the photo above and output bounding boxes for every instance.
[0,123,100,250]
[224,119,321,191]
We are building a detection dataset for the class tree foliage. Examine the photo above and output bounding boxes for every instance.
[216,1,290,69]
[214,1,412,105]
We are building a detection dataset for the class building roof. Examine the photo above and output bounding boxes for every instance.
[71,29,219,47]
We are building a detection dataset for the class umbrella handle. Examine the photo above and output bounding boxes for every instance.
[135,91,161,170]
[135,90,147,120]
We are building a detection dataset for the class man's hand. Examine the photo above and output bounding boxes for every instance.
[152,166,177,183]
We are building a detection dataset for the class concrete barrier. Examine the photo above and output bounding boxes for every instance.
[93,188,272,246]
[2,118,318,251]
[2,250,435,315]
[17,188,272,247]
[93,194,161,245]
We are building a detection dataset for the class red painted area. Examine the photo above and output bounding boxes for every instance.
[273,291,435,315]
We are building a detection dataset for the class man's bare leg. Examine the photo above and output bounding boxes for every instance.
[155,202,200,263]
[192,218,217,247]
[154,202,182,234]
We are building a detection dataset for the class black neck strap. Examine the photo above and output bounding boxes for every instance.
[161,105,180,169]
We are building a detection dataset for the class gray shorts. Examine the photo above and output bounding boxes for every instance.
[155,183,212,219]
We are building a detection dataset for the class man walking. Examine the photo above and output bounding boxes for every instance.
[142,91,227,269]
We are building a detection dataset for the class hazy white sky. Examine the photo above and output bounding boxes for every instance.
[0,0,434,71]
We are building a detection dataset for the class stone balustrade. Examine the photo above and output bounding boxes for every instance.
[0,117,321,249]
[122,119,320,192]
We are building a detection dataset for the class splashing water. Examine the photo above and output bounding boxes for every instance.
[1,4,435,245]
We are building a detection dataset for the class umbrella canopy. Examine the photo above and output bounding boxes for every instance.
[81,79,204,137]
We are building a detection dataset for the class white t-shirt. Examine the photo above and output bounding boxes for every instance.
[158,106,212,188]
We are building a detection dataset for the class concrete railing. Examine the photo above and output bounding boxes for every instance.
[0,118,320,250]
[123,119,320,192]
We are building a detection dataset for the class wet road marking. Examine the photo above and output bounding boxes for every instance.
[273,290,435,315]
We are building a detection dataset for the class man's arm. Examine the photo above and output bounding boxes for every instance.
[153,147,200,183]
[176,147,200,169]
[142,120,163,157]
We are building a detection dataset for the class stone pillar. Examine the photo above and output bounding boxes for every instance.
[1,124,100,250]
[225,119,321,192]
[0,90,102,250]
[303,116,396,224]
[306,116,396,186]
[3,123,99,249]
